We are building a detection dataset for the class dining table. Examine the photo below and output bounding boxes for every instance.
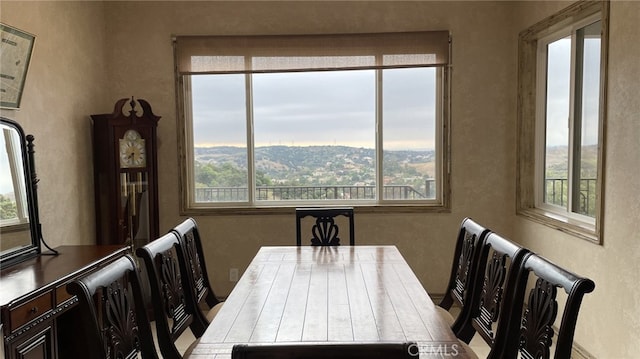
[187,245,473,358]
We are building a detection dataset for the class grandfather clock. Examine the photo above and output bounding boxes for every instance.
[91,97,160,249]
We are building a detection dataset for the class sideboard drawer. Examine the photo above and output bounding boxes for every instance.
[9,293,52,332]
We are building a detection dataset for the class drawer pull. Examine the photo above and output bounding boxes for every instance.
[29,306,39,314]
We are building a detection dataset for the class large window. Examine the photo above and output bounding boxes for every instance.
[517,1,608,242]
[175,32,450,212]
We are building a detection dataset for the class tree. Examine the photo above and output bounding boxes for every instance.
[0,194,18,220]
[256,170,273,187]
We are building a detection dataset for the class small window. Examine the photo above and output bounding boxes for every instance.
[517,0,608,242]
[174,32,451,213]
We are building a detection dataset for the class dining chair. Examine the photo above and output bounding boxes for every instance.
[501,253,595,359]
[437,217,491,343]
[465,232,531,358]
[295,207,355,246]
[66,255,160,359]
[231,341,418,359]
[172,217,224,326]
[136,232,208,358]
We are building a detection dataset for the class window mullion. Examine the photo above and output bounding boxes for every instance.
[246,72,255,204]
[182,75,197,208]
[571,27,586,215]
[535,41,549,210]
[567,31,579,214]
[375,66,383,202]
[436,67,447,202]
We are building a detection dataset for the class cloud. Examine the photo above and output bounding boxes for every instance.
[545,37,601,147]
[191,68,437,150]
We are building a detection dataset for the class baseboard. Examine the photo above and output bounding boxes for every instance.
[571,342,595,359]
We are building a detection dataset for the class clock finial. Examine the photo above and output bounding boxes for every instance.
[129,96,137,116]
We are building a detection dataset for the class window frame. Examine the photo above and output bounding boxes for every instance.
[517,0,608,243]
[174,33,452,215]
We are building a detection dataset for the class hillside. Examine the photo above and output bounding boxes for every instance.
[194,145,435,187]
[545,145,598,178]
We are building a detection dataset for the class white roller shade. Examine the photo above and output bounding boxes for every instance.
[174,31,450,75]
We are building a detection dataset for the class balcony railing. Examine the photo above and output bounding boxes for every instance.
[195,180,436,202]
[545,178,597,217]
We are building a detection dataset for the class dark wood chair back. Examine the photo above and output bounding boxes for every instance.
[172,218,222,317]
[231,341,418,359]
[503,253,595,359]
[296,207,355,246]
[468,232,530,358]
[438,217,491,343]
[66,255,159,359]
[136,232,207,358]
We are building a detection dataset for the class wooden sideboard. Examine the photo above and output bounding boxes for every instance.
[0,245,129,359]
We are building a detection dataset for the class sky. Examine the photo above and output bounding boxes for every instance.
[1,127,25,195]
[191,67,437,150]
[182,16,603,159]
[545,31,601,147]
[190,35,600,153]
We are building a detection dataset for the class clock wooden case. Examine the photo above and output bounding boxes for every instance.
[91,98,160,248]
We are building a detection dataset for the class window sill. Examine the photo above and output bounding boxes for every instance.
[0,222,30,234]
[516,207,601,244]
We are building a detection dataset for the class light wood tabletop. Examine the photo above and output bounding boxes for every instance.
[187,246,472,358]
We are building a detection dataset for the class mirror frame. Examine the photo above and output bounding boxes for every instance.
[0,117,41,267]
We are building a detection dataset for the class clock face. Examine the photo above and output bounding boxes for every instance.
[119,130,146,168]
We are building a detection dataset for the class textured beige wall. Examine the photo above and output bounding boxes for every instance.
[98,0,520,298]
[513,1,640,357]
[0,1,109,247]
[6,1,638,357]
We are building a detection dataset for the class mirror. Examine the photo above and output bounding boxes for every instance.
[0,117,41,267]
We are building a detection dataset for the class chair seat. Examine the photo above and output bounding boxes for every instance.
[182,337,201,358]
[436,305,456,326]
[206,301,225,322]
[458,340,480,359]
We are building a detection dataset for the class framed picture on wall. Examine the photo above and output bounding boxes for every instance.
[0,23,35,109]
